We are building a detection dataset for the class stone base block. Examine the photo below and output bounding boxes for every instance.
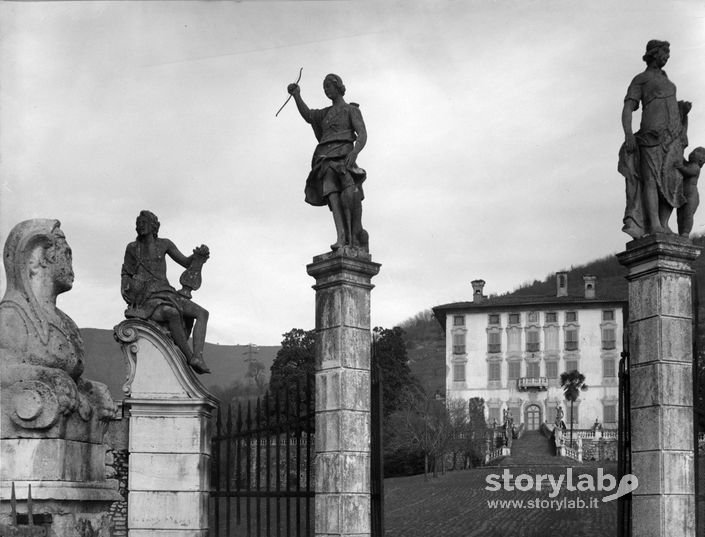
[632,451,694,494]
[130,531,208,537]
[0,510,113,537]
[128,491,208,530]
[129,453,210,491]
[630,316,693,365]
[316,411,370,452]
[317,369,370,412]
[0,438,106,482]
[129,414,212,454]
[630,362,693,408]
[317,327,371,370]
[315,453,370,493]
[630,406,694,451]
[632,494,695,537]
[315,493,370,535]
[0,481,121,503]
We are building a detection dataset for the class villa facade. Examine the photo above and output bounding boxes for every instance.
[433,273,626,431]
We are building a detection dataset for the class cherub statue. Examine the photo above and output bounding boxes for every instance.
[121,210,211,374]
[287,73,369,251]
[676,147,705,237]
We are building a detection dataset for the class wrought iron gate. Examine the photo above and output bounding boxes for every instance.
[210,349,384,536]
[371,342,385,537]
[210,379,314,537]
[617,310,631,537]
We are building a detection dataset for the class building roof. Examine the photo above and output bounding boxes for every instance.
[432,294,627,331]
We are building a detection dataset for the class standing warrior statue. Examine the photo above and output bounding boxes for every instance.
[121,210,211,374]
[287,74,369,251]
[618,40,693,238]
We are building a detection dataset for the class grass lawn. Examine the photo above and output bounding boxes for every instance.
[384,465,620,537]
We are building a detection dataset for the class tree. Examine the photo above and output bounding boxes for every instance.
[387,386,451,480]
[373,326,422,418]
[560,369,588,446]
[268,328,316,422]
[269,329,315,392]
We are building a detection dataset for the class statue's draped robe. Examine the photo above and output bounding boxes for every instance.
[121,240,194,336]
[303,103,366,207]
[618,68,688,237]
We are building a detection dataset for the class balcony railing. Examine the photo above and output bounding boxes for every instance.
[526,342,540,352]
[602,340,616,350]
[487,343,502,353]
[564,341,579,351]
[517,377,548,391]
[453,345,466,355]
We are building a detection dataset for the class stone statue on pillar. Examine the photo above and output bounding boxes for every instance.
[555,404,565,429]
[0,219,117,439]
[287,73,369,252]
[618,40,700,239]
[121,210,212,374]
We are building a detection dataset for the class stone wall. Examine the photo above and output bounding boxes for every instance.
[581,437,617,462]
[104,402,129,537]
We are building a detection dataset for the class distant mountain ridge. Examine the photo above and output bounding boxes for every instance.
[80,327,279,402]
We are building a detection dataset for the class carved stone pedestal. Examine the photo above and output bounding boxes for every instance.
[307,248,381,537]
[114,319,218,537]
[617,234,701,537]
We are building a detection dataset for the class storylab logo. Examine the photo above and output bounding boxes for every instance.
[485,468,639,502]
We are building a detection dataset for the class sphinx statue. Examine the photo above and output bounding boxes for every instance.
[0,219,116,440]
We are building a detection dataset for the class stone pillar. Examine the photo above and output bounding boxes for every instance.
[617,235,701,537]
[114,319,218,537]
[307,249,381,537]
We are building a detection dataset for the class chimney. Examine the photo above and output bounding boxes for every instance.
[471,279,486,304]
[556,272,568,297]
[583,275,596,299]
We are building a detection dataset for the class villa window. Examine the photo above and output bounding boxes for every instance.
[565,311,577,323]
[526,330,540,352]
[602,327,616,350]
[488,331,502,353]
[527,311,538,323]
[546,312,557,323]
[453,315,465,327]
[508,361,521,380]
[568,405,579,424]
[565,359,578,373]
[526,361,540,378]
[545,325,559,352]
[488,407,502,425]
[603,357,617,378]
[488,362,501,381]
[603,310,615,321]
[507,328,521,353]
[545,361,558,379]
[453,333,466,354]
[453,363,466,382]
[604,404,617,424]
[508,313,520,325]
[488,314,500,325]
[565,328,579,351]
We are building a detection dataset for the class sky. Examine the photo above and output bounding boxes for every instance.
[1,0,705,346]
